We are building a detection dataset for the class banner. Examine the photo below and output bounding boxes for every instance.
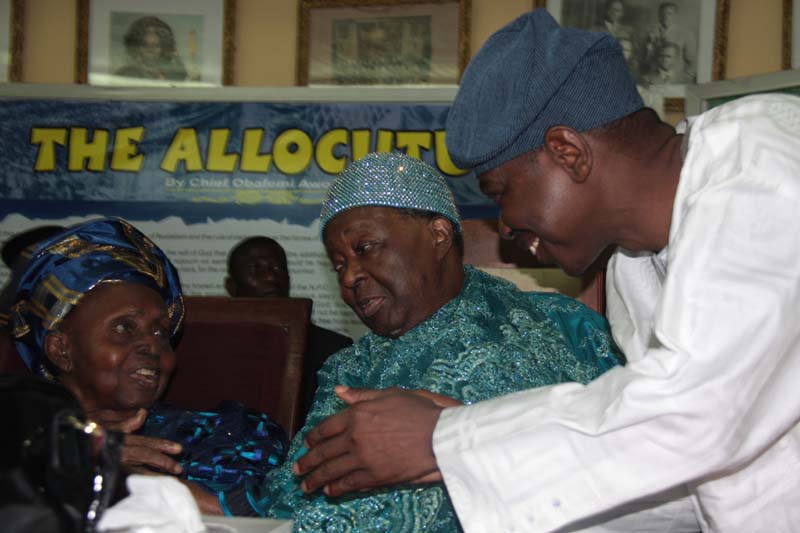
[0,87,495,340]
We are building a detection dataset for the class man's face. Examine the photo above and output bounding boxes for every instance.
[659,5,677,27]
[658,46,678,70]
[324,206,445,338]
[228,241,290,298]
[478,151,606,276]
[606,1,624,23]
[57,282,176,413]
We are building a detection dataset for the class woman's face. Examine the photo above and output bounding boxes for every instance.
[53,282,175,414]
[137,29,163,64]
[324,206,445,338]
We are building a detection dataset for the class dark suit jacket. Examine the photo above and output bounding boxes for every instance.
[298,323,353,426]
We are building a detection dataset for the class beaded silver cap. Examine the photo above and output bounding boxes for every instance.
[319,152,462,239]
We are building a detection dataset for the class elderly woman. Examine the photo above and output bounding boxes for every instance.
[225,152,623,529]
[8,218,286,514]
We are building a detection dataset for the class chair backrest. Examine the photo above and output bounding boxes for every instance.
[163,296,312,438]
[461,219,607,315]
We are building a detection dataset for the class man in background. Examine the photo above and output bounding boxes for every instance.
[225,236,352,423]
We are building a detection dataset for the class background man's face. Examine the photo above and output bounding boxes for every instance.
[606,1,624,23]
[228,242,290,298]
[659,5,677,28]
[658,46,678,70]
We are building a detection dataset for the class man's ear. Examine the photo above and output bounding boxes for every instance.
[543,126,593,183]
[224,276,237,297]
[44,332,73,373]
[429,217,455,260]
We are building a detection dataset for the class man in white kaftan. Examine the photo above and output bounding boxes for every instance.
[434,93,800,532]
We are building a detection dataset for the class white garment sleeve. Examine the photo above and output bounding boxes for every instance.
[433,103,800,532]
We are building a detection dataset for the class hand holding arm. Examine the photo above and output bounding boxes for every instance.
[294,386,460,496]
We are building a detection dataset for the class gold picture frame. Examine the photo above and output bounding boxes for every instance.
[75,0,236,86]
[0,0,23,82]
[297,0,471,86]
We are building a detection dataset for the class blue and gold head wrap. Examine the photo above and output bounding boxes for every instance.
[319,152,462,239]
[10,218,184,376]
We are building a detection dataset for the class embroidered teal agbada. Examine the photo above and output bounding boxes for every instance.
[229,266,622,531]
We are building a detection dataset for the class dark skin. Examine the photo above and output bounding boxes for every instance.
[296,113,683,496]
[323,206,464,339]
[290,206,464,494]
[225,238,291,298]
[45,282,222,514]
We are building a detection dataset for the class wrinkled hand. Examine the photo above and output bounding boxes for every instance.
[294,386,461,497]
[89,408,184,475]
[121,434,183,475]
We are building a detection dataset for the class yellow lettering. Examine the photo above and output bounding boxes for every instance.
[110,127,144,172]
[396,131,431,159]
[161,128,203,172]
[206,128,239,172]
[376,130,394,153]
[240,129,272,173]
[434,131,469,176]
[68,128,109,171]
[351,130,371,162]
[315,128,348,174]
[30,128,67,171]
[273,129,312,175]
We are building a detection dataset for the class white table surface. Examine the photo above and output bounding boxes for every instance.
[202,515,293,532]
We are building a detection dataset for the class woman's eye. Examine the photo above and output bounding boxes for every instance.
[113,322,133,335]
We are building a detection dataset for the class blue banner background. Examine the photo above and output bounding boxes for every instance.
[0,99,497,224]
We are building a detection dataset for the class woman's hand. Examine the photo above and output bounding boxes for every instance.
[89,407,184,475]
[121,434,184,475]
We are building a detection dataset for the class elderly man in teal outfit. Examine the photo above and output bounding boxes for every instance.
[222,152,622,530]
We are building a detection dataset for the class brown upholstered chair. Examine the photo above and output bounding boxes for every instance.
[461,219,608,315]
[163,296,312,439]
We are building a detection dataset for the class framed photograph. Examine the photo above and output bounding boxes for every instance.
[685,68,800,115]
[0,0,23,82]
[297,0,471,86]
[533,0,729,118]
[76,0,236,86]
